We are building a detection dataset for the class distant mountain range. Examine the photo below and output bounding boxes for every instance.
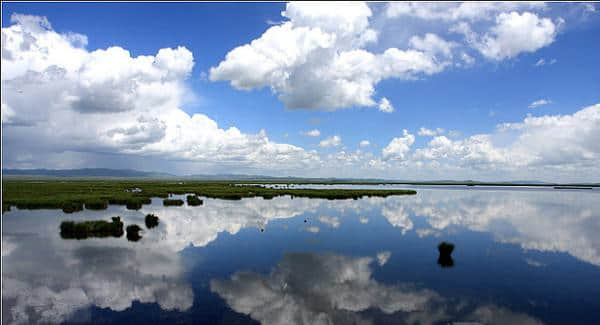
[2,168,173,178]
[2,168,598,186]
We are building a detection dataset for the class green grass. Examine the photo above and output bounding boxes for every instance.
[145,214,159,229]
[186,195,203,206]
[2,179,416,212]
[163,198,184,206]
[84,199,108,210]
[61,202,84,213]
[60,216,124,239]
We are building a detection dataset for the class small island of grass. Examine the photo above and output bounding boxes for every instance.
[84,199,108,210]
[163,198,184,206]
[60,216,124,239]
[186,195,203,206]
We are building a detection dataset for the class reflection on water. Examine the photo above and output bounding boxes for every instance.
[437,242,455,268]
[211,252,541,325]
[2,188,600,324]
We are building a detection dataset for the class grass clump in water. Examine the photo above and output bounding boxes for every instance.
[145,214,159,229]
[84,199,108,210]
[60,216,124,239]
[126,224,142,242]
[62,202,83,213]
[186,195,203,206]
[163,198,184,206]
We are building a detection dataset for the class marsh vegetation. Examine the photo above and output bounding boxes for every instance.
[2,180,416,212]
[163,199,184,206]
[186,195,203,206]
[60,216,124,239]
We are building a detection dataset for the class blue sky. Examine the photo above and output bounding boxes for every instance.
[2,2,600,181]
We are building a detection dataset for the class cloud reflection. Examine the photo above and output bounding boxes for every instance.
[211,252,542,325]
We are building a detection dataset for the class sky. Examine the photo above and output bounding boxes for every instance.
[1,2,599,181]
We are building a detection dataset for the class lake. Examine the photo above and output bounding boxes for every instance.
[2,186,599,324]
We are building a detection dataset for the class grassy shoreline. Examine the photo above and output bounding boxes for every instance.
[1,179,416,212]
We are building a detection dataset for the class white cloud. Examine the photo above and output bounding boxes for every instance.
[359,140,370,148]
[465,12,559,60]
[412,103,600,175]
[386,2,545,22]
[534,58,557,66]
[583,3,596,13]
[409,33,456,57]
[376,251,391,266]
[319,135,342,148]
[1,14,321,173]
[377,97,395,113]
[211,251,542,325]
[306,226,320,233]
[418,127,445,137]
[359,216,369,224]
[319,215,341,228]
[211,252,439,324]
[303,129,321,137]
[529,99,552,108]
[210,2,450,111]
[382,130,415,161]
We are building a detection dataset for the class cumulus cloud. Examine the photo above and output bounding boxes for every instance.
[210,2,450,111]
[409,103,600,177]
[303,129,321,137]
[382,129,415,161]
[319,135,342,148]
[418,127,445,136]
[386,2,545,22]
[528,99,552,108]
[1,13,320,173]
[377,97,395,113]
[458,12,560,60]
[409,33,456,57]
[359,140,370,147]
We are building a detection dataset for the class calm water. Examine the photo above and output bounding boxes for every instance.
[2,187,600,324]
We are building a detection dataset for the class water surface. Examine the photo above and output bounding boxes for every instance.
[2,187,599,324]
